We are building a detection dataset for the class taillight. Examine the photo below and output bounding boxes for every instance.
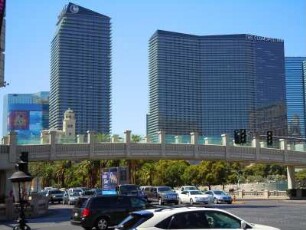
[82,208,90,217]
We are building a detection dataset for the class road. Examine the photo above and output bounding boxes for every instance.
[0,199,306,230]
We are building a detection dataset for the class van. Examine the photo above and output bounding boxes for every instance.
[77,195,150,230]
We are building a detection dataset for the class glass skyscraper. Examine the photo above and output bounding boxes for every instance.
[2,91,49,144]
[148,30,287,142]
[285,57,306,138]
[50,3,111,135]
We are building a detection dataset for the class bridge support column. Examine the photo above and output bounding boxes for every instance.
[191,132,199,159]
[175,136,182,144]
[8,131,17,163]
[279,139,295,189]
[252,135,260,160]
[204,137,209,145]
[221,134,228,160]
[124,130,131,157]
[157,130,166,156]
[287,166,296,189]
[87,131,95,159]
[77,134,84,143]
[49,130,56,160]
[279,139,288,163]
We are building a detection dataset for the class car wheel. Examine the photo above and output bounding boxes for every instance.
[213,198,218,204]
[190,199,194,205]
[96,217,108,230]
[158,198,164,205]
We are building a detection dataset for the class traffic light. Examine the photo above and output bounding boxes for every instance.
[234,129,241,144]
[267,131,273,146]
[16,151,29,174]
[240,129,247,144]
[234,129,247,144]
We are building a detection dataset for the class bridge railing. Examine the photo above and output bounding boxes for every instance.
[5,130,306,153]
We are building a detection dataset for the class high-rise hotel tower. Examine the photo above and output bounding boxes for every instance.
[50,3,111,135]
[148,30,287,142]
[285,57,306,138]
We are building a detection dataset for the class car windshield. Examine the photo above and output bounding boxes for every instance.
[190,190,202,195]
[71,192,80,196]
[185,186,197,190]
[214,191,226,195]
[158,187,172,192]
[50,190,63,194]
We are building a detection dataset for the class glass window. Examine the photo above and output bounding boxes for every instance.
[205,210,241,229]
[130,197,146,209]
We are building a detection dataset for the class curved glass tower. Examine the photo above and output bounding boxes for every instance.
[50,3,111,135]
[285,57,306,137]
[148,30,287,142]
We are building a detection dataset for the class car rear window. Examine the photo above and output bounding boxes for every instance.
[90,196,116,208]
[117,213,153,230]
[75,197,88,208]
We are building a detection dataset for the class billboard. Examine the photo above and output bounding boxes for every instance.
[8,111,29,130]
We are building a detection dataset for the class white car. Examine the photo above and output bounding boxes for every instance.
[178,190,213,205]
[176,185,199,194]
[115,206,280,230]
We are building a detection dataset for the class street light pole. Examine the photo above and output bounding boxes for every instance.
[8,170,33,230]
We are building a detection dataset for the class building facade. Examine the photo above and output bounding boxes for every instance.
[285,57,306,138]
[0,0,6,88]
[2,91,49,144]
[148,30,287,142]
[50,3,111,135]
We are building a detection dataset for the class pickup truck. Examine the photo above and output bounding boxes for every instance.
[143,186,178,205]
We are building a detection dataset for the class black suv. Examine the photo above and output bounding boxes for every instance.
[75,195,150,230]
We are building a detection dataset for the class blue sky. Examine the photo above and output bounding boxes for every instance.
[0,0,305,137]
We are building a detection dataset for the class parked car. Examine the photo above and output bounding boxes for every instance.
[63,190,81,205]
[178,190,213,205]
[75,195,150,230]
[144,186,178,205]
[115,206,280,230]
[176,185,199,194]
[70,196,91,226]
[205,190,233,204]
[116,184,147,200]
[46,189,64,204]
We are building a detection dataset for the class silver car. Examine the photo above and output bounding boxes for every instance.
[205,190,232,204]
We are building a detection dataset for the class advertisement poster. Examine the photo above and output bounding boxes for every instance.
[102,171,118,191]
[8,111,29,130]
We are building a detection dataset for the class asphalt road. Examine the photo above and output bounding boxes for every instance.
[1,199,306,230]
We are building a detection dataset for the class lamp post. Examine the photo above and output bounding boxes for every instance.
[8,169,33,230]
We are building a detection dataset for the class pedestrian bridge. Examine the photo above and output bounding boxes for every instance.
[1,130,306,166]
[0,130,305,196]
